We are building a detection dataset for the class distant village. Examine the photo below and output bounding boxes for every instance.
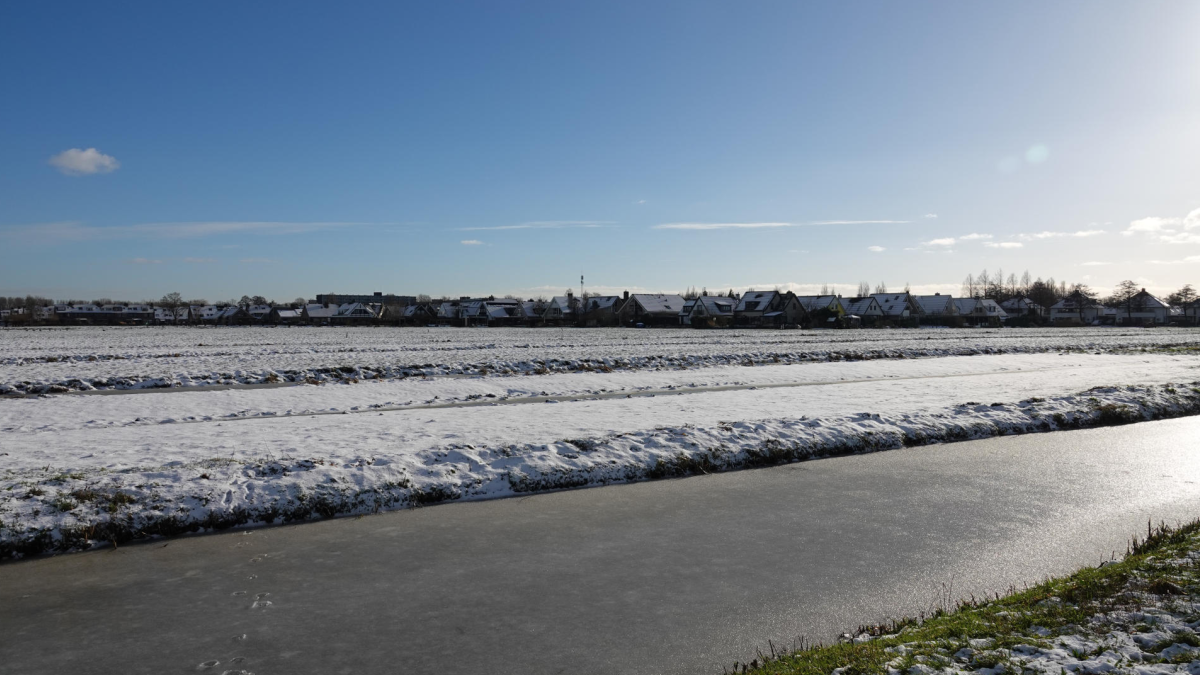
[2,274,1198,328]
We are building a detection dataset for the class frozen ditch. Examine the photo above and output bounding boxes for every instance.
[2,352,1199,558]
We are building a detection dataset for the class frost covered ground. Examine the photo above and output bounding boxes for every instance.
[2,325,1199,393]
[743,522,1200,675]
[1,327,1199,557]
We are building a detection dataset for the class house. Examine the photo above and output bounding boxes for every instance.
[579,296,624,327]
[871,293,921,323]
[1049,291,1107,325]
[913,294,958,322]
[154,307,191,324]
[734,291,807,327]
[543,294,578,324]
[953,297,1007,326]
[617,293,687,326]
[1113,289,1171,325]
[839,296,884,325]
[331,303,381,325]
[214,306,246,325]
[999,295,1046,319]
[1185,300,1200,326]
[304,303,340,325]
[247,304,274,322]
[396,303,436,326]
[192,305,221,323]
[794,295,846,327]
[680,295,736,327]
[272,308,303,324]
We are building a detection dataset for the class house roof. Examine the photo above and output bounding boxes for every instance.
[275,309,301,319]
[999,296,1043,311]
[1050,291,1101,310]
[735,291,778,312]
[583,296,622,311]
[840,297,881,315]
[914,294,955,314]
[548,296,575,314]
[688,295,736,316]
[305,303,340,318]
[629,294,686,315]
[1129,290,1169,309]
[871,293,915,316]
[794,295,839,312]
[953,298,1007,316]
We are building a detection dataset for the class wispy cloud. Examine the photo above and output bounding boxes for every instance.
[925,237,956,247]
[1019,229,1105,241]
[0,220,362,243]
[124,257,161,264]
[183,257,217,263]
[636,200,647,205]
[1147,255,1200,265]
[867,245,885,252]
[1080,261,1111,266]
[460,220,612,231]
[49,148,120,175]
[654,220,909,231]
[239,257,273,264]
[923,214,938,219]
[460,239,483,246]
[959,233,992,241]
[984,242,1023,249]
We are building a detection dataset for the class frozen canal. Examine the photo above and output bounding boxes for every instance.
[3,417,1199,675]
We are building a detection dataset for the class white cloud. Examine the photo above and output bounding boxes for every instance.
[183,257,217,263]
[654,220,910,231]
[636,200,646,205]
[460,221,612,231]
[1080,261,1111,266]
[0,221,360,243]
[1073,229,1105,237]
[867,246,885,252]
[124,257,161,264]
[925,237,955,247]
[958,233,992,241]
[460,239,483,246]
[49,148,120,175]
[923,213,938,219]
[983,242,1023,249]
[1123,208,1200,239]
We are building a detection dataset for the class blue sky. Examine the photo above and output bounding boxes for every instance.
[2,1,1198,302]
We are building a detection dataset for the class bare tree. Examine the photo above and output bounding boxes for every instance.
[160,292,184,324]
[856,281,871,297]
[874,282,887,294]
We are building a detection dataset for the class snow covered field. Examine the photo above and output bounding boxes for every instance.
[2,325,1199,394]
[1,327,1199,557]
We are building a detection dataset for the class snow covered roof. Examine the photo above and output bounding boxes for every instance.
[795,295,839,312]
[548,296,575,315]
[735,291,778,312]
[953,298,1007,317]
[1050,292,1100,311]
[275,309,301,319]
[334,303,378,318]
[1129,290,1169,309]
[840,297,881,315]
[583,296,622,311]
[688,296,736,316]
[629,294,685,315]
[305,304,340,319]
[914,294,955,315]
[999,296,1043,311]
[870,293,915,317]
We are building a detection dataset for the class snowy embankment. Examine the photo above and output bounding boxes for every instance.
[2,352,1199,558]
[2,326,1198,394]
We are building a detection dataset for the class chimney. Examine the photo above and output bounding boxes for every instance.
[623,290,629,300]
